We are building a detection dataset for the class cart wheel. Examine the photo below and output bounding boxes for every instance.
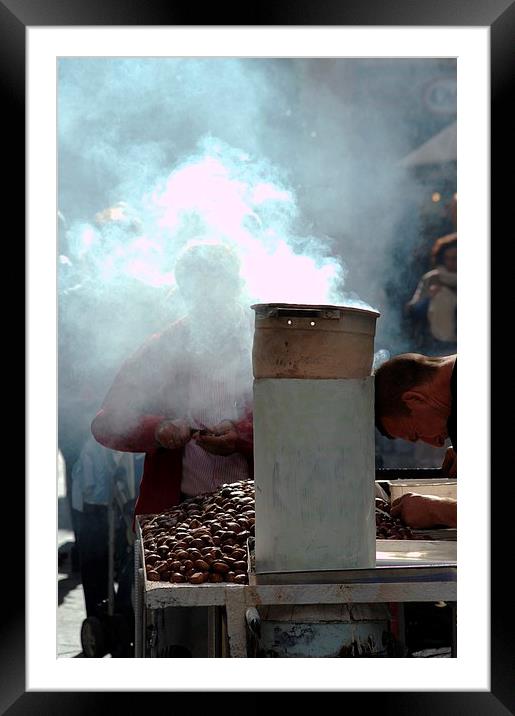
[81,616,107,658]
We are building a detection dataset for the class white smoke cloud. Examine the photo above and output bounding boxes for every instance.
[58,57,455,424]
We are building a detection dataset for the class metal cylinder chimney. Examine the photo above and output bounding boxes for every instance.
[251,303,380,575]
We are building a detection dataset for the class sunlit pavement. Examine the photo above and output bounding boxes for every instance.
[58,452,85,657]
[58,528,85,657]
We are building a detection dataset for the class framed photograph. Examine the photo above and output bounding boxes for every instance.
[7,0,506,710]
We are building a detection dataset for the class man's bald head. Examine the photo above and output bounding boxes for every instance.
[374,353,441,437]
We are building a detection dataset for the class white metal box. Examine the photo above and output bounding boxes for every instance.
[254,377,376,573]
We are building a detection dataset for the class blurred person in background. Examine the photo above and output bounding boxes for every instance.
[405,233,457,355]
[58,202,170,570]
[58,209,87,570]
[71,435,144,656]
[71,435,144,619]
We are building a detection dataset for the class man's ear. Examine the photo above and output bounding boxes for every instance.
[402,390,427,411]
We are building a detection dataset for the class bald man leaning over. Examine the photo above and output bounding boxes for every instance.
[375,353,457,529]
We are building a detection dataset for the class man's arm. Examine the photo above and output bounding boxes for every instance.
[441,446,457,478]
[390,492,457,529]
[233,409,253,456]
[193,408,253,457]
[91,333,170,453]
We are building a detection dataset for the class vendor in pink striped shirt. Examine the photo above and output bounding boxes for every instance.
[91,240,254,520]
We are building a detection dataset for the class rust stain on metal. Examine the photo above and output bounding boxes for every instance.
[338,583,353,603]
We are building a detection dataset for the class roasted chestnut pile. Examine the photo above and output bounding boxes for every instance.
[375,498,414,540]
[141,485,415,585]
[140,480,255,585]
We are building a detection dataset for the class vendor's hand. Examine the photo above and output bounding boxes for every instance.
[193,420,238,456]
[155,419,191,450]
[441,446,457,478]
[390,492,457,529]
[428,283,442,297]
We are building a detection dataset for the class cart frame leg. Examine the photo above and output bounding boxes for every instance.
[450,601,457,658]
[207,606,223,658]
[224,588,247,657]
[134,538,146,657]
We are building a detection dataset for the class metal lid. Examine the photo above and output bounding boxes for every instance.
[251,302,380,320]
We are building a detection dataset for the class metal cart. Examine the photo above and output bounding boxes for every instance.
[134,525,456,658]
[133,469,457,658]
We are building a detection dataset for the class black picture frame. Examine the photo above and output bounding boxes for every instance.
[6,0,507,712]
